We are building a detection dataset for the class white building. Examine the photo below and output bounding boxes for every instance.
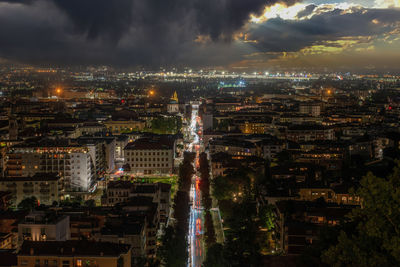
[5,140,95,192]
[18,211,70,245]
[124,136,175,175]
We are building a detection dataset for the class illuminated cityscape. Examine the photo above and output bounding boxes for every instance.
[0,1,400,267]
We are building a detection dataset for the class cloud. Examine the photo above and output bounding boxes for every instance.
[0,0,301,67]
[229,5,400,71]
[244,7,400,53]
[296,4,317,19]
[0,0,399,72]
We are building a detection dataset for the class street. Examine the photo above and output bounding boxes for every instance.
[188,104,205,267]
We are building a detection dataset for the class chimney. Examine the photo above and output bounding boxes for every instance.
[60,248,64,254]
[72,247,75,253]
[30,248,34,256]
[100,252,104,257]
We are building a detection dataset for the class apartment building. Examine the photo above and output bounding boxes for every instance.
[17,240,131,267]
[5,139,95,192]
[299,103,321,117]
[285,125,335,142]
[124,136,175,175]
[102,181,171,224]
[0,173,62,207]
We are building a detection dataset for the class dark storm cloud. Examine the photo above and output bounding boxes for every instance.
[296,4,317,19]
[52,0,135,41]
[0,0,399,68]
[50,0,282,41]
[246,7,400,53]
[0,0,299,66]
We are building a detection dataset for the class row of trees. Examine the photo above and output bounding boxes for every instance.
[199,152,216,246]
[203,167,266,267]
[158,152,195,267]
[148,116,182,134]
[203,161,282,267]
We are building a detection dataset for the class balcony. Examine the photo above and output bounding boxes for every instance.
[40,189,50,194]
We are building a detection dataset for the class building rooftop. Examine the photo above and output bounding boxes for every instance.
[125,135,175,150]
[20,211,68,225]
[19,240,131,257]
[0,173,60,182]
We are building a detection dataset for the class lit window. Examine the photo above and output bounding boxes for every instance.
[76,260,82,267]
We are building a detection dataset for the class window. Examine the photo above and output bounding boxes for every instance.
[76,259,82,267]
[53,260,58,266]
[35,259,40,266]
[20,260,28,266]
[44,260,49,266]
[62,260,70,267]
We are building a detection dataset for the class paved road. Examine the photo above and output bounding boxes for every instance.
[188,104,205,267]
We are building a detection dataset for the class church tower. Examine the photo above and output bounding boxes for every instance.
[168,91,179,114]
[171,91,178,103]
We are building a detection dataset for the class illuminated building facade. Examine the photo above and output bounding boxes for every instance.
[5,142,95,192]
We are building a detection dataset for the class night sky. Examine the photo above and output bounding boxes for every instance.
[0,0,399,71]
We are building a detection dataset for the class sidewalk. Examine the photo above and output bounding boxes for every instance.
[210,206,225,244]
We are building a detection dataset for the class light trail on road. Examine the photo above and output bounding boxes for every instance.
[187,104,205,267]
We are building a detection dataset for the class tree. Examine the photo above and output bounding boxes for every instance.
[18,196,37,210]
[84,199,96,208]
[223,199,261,267]
[212,168,253,201]
[203,243,228,267]
[149,116,182,134]
[322,162,400,266]
[178,152,195,192]
[205,211,216,245]
[158,226,187,267]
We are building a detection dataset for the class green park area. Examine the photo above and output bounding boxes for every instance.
[116,175,179,199]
